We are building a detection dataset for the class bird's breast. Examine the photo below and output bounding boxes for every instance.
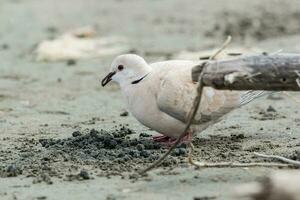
[122,85,186,138]
[124,85,157,123]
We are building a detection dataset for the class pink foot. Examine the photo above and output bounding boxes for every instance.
[152,135,172,143]
[152,132,192,146]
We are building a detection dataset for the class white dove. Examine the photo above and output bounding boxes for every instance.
[101,54,266,144]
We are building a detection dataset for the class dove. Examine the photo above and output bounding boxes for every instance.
[101,54,267,144]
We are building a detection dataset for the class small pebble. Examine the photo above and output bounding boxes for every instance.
[66,59,77,66]
[120,111,129,117]
[1,44,9,50]
[72,131,82,137]
[140,150,150,158]
[79,170,90,180]
[37,196,47,200]
[139,133,150,137]
[136,144,145,151]
[267,105,276,112]
[6,165,19,177]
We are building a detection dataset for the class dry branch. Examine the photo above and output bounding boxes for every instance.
[192,53,300,91]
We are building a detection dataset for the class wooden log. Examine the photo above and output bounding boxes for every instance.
[192,53,300,91]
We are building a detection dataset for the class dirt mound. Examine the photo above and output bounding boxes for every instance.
[37,126,182,172]
[1,125,296,181]
[0,126,188,179]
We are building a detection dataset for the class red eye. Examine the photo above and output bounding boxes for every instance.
[118,65,124,71]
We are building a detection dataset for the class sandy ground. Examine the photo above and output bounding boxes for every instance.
[0,0,300,199]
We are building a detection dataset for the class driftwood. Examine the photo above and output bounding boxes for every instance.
[192,53,300,91]
[235,171,300,200]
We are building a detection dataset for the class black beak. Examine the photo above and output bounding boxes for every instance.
[101,71,116,86]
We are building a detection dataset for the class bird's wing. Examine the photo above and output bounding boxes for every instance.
[157,58,273,124]
[157,68,268,125]
[156,68,197,123]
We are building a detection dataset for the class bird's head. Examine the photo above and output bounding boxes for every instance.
[101,54,151,87]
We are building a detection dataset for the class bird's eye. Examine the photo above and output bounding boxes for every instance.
[118,65,124,71]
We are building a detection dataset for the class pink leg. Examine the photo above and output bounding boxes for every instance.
[152,135,172,143]
[152,132,193,146]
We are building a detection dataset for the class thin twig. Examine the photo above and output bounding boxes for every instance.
[188,146,292,168]
[138,67,206,174]
[187,162,291,168]
[209,36,232,60]
[188,142,195,165]
[254,152,300,166]
[138,36,232,174]
[270,49,283,55]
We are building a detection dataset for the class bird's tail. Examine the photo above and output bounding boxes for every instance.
[239,91,276,106]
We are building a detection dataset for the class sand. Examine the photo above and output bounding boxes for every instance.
[0,0,300,199]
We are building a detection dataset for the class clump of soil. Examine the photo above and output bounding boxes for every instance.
[205,8,300,41]
[0,164,22,177]
[65,170,91,181]
[250,107,286,121]
[0,126,187,179]
[288,150,300,161]
[0,125,290,180]
[38,126,176,173]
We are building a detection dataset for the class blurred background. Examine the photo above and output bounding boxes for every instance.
[1,0,300,133]
[1,0,300,199]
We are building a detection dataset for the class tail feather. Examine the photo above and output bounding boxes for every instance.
[239,91,275,106]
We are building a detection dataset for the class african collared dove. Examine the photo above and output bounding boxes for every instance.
[101,54,266,142]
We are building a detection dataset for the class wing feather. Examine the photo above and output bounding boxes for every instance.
[157,68,272,126]
[157,70,242,125]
